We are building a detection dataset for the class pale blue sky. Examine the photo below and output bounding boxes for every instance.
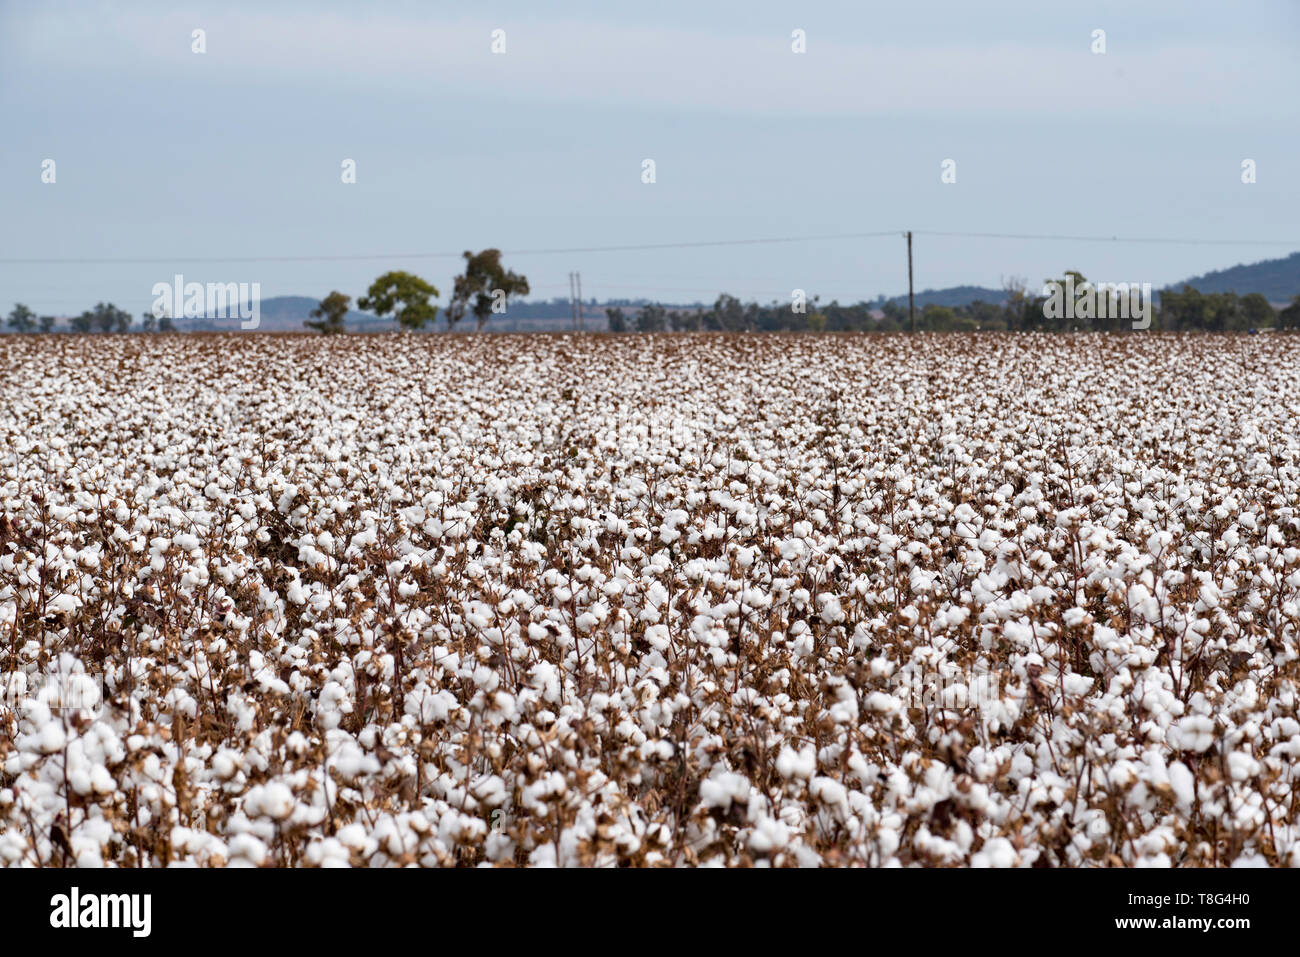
[2,0,1298,318]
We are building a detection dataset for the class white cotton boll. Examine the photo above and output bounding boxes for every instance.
[818,594,845,624]
[700,771,751,810]
[212,751,239,780]
[247,782,295,821]
[228,834,268,867]
[971,837,1019,868]
[776,744,816,780]
[68,766,94,796]
[307,838,352,868]
[490,691,516,720]
[45,593,83,616]
[866,692,902,714]
[336,824,368,851]
[644,624,670,651]
[405,687,456,725]
[1226,751,1260,781]
[89,764,114,795]
[1169,715,1216,753]
[809,777,848,817]
[472,665,499,692]
[38,721,67,754]
[1167,761,1195,810]
[1063,606,1089,627]
[1061,674,1093,696]
[748,817,791,854]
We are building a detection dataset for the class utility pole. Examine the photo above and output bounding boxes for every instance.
[907,231,915,333]
[575,272,584,331]
[568,272,577,331]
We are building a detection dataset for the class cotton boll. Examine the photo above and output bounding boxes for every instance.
[1167,761,1196,810]
[1169,716,1217,753]
[228,834,269,867]
[776,745,816,780]
[971,837,1019,868]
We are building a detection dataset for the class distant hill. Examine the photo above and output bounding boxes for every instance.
[1162,251,1300,304]
[884,285,1007,309]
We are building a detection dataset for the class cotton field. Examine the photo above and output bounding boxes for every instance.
[1,332,1299,868]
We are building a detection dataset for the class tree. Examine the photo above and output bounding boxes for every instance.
[605,307,627,333]
[6,303,36,333]
[140,311,157,333]
[38,316,55,333]
[1279,294,1300,331]
[305,291,351,334]
[922,303,957,330]
[447,249,530,331]
[1204,292,1243,332]
[358,271,439,330]
[85,302,130,333]
[711,294,746,331]
[1160,286,1205,331]
[881,300,907,327]
[70,311,94,333]
[636,303,667,332]
[158,313,177,332]
[1001,276,1029,331]
[1241,292,1274,329]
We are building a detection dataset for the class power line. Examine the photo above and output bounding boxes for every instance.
[914,230,1300,247]
[0,231,903,265]
[0,229,1294,266]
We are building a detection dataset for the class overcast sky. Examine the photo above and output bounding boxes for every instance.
[2,0,1298,318]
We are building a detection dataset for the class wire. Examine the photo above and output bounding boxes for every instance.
[3,229,1292,266]
[0,231,903,265]
[913,230,1300,247]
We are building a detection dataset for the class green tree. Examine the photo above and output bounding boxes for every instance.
[921,303,956,330]
[605,306,627,332]
[807,311,827,332]
[85,302,130,333]
[636,303,667,332]
[1001,277,1029,331]
[710,293,746,331]
[70,310,94,333]
[1241,292,1274,329]
[1279,294,1300,331]
[1159,286,1205,331]
[140,311,158,333]
[6,303,36,332]
[358,271,439,330]
[305,291,351,334]
[38,315,55,333]
[881,300,907,327]
[447,249,530,331]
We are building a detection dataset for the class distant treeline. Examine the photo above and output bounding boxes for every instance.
[610,283,1300,333]
[8,279,1299,335]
